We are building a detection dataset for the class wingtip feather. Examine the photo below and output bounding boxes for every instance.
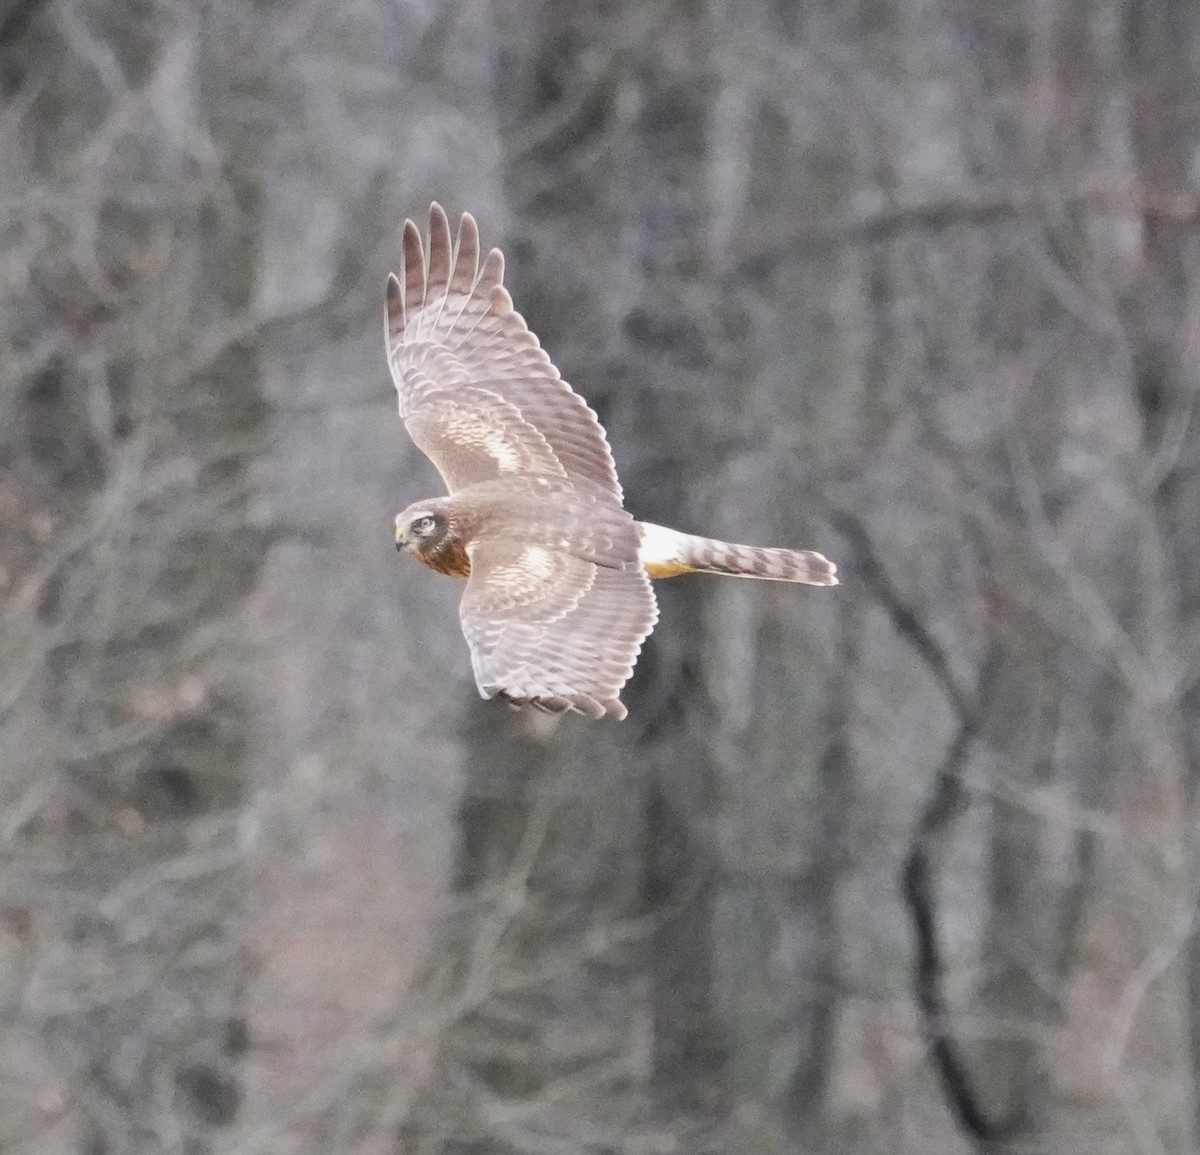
[478,247,505,293]
[451,211,481,294]
[402,220,425,312]
[427,202,452,290]
[385,272,404,340]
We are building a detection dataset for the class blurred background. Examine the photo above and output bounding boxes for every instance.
[2,1,1199,1152]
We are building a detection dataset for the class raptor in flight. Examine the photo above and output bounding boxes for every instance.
[387,204,836,720]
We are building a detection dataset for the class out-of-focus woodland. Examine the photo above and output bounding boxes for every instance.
[2,1,1200,1152]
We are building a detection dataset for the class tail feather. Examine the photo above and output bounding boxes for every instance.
[637,522,837,586]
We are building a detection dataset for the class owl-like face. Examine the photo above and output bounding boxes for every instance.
[394,503,450,554]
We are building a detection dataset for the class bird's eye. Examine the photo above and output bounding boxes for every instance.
[411,515,437,535]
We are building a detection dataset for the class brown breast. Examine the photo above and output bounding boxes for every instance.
[418,538,472,578]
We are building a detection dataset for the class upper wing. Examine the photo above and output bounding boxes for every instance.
[459,542,658,720]
[385,204,623,499]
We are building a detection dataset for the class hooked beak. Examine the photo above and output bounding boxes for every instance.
[395,524,405,551]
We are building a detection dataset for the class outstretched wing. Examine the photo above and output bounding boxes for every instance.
[385,204,623,499]
[459,542,658,720]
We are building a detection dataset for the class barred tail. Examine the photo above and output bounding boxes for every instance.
[637,522,837,586]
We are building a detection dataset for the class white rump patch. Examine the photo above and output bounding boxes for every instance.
[637,522,687,568]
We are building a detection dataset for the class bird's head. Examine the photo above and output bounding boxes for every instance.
[394,500,452,557]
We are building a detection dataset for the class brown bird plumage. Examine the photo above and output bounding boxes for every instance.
[387,203,836,719]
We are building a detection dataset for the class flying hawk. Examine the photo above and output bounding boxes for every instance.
[386,204,836,719]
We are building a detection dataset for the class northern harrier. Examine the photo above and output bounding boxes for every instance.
[387,204,836,720]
